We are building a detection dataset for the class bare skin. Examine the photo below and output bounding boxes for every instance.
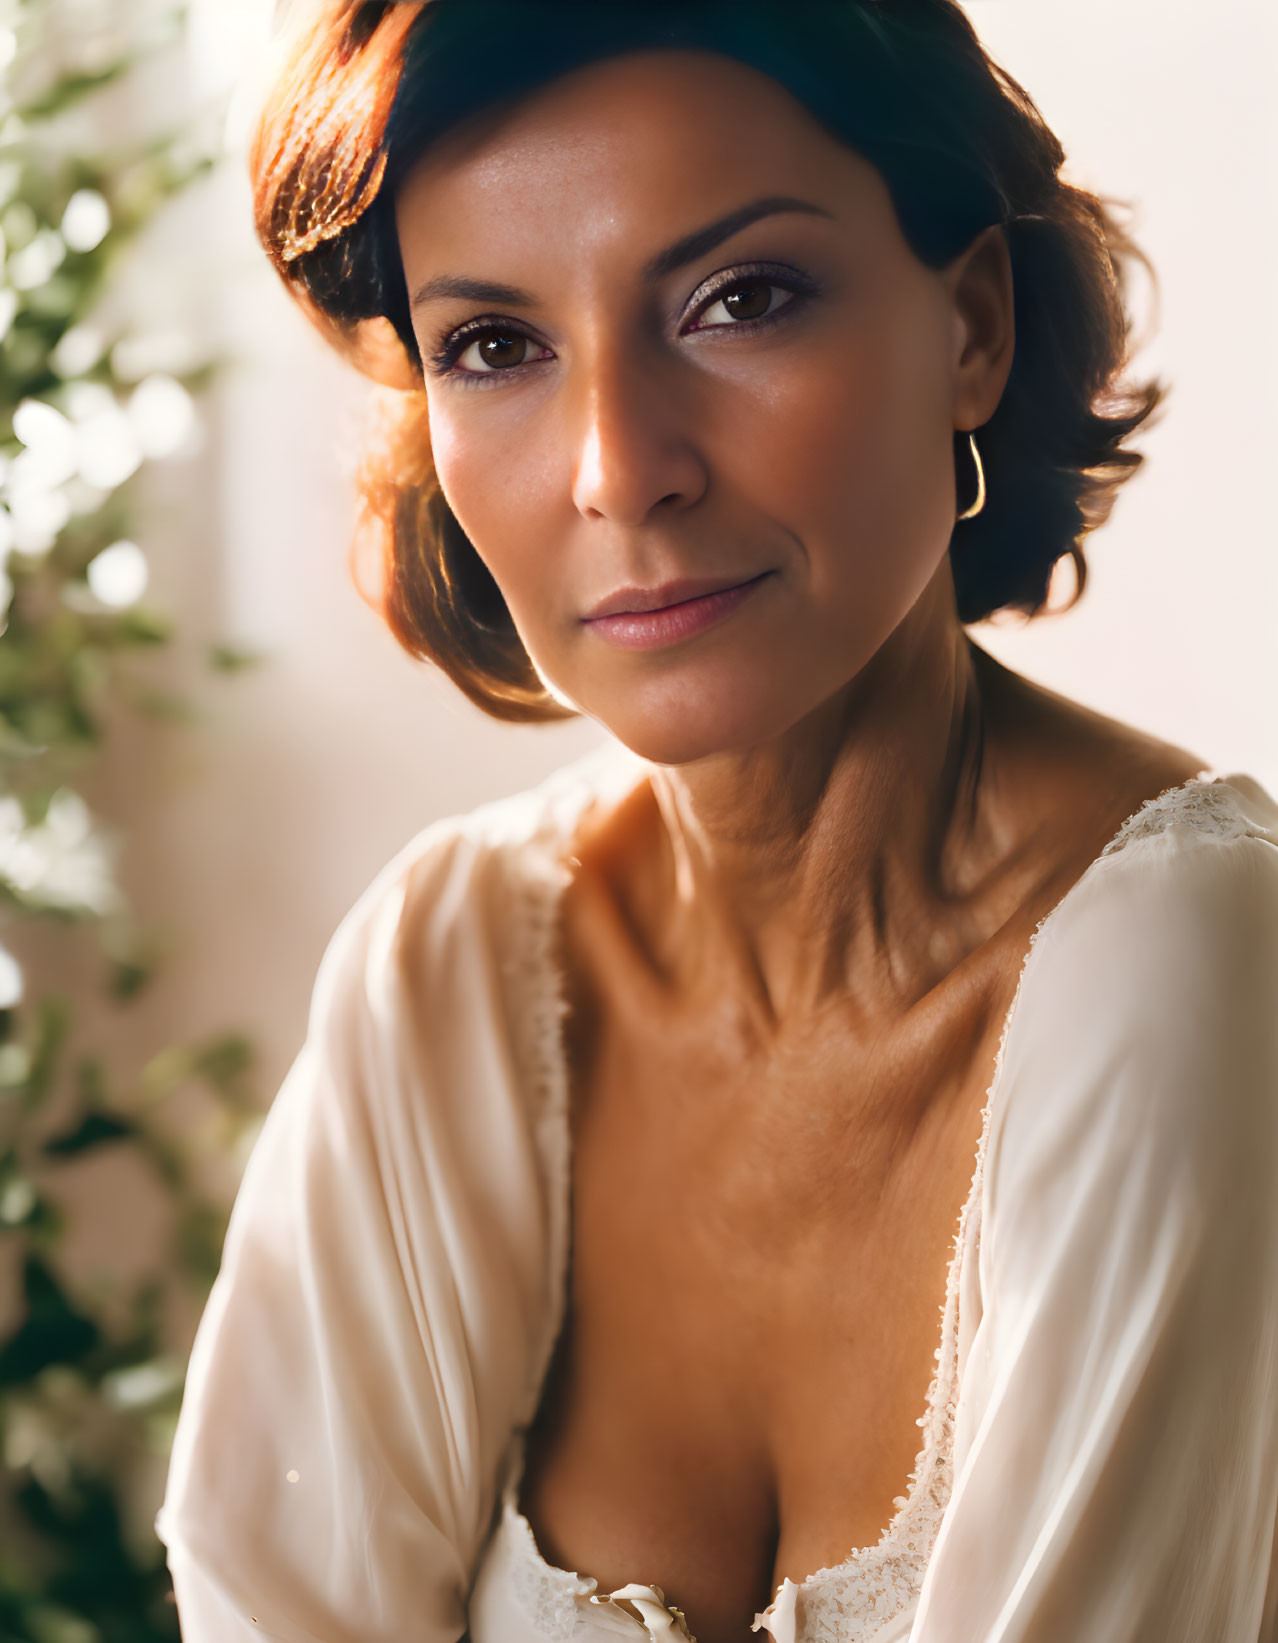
[394,48,1206,1641]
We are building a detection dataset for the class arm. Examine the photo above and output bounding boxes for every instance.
[156,824,549,1643]
[912,829,1278,1643]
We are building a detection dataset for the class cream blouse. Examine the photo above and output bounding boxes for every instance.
[156,740,1278,1643]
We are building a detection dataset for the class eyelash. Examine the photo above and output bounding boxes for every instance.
[425,262,820,388]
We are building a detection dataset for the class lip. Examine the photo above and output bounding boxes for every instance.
[581,570,774,652]
[584,573,766,620]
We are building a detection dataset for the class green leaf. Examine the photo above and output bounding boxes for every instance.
[0,1188,65,1248]
[129,1128,184,1193]
[9,1461,179,1638]
[0,1254,100,1386]
[190,1033,253,1094]
[0,1152,39,1227]
[22,1604,102,1643]
[16,61,137,124]
[137,1046,192,1106]
[40,1110,136,1159]
[104,956,151,1002]
[20,998,71,1114]
[74,1058,108,1107]
[173,1202,227,1288]
[0,712,48,760]
[0,1040,32,1087]
[117,684,196,724]
[111,608,171,646]
[128,1276,165,1339]
[205,642,267,674]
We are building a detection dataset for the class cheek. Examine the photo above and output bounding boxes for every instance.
[423,399,557,621]
[719,296,955,605]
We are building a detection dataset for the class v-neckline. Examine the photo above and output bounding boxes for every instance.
[503,751,1226,1640]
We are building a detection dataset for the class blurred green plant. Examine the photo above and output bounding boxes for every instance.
[0,3,262,1638]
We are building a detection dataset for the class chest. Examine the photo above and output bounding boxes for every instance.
[515,982,1007,1643]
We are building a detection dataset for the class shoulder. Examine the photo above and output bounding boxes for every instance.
[987,772,1278,1207]
[221,741,644,1308]
[1021,769,1278,1008]
[1028,768,1278,1030]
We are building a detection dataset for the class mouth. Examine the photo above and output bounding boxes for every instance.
[583,571,771,621]
[580,569,775,653]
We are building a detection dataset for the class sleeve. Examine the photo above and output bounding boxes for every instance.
[154,822,541,1643]
[910,828,1278,1643]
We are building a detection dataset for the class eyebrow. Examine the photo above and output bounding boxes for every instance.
[407,194,834,312]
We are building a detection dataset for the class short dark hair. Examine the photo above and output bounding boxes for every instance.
[252,0,1163,723]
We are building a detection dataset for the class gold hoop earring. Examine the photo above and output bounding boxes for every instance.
[957,431,986,522]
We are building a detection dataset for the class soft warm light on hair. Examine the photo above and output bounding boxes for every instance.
[253,2,423,271]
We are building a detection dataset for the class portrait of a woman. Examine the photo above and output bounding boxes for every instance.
[154,2,1278,1639]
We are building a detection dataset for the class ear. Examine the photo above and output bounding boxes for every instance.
[946,223,1015,432]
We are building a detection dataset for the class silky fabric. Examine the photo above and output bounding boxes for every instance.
[156,741,1278,1643]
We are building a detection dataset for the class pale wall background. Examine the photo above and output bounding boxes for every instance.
[115,0,1277,1118]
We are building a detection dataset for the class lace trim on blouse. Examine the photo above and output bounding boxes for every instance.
[488,764,1249,1643]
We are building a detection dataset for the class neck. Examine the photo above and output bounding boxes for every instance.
[640,612,1005,1033]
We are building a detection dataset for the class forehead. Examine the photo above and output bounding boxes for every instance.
[393,48,893,269]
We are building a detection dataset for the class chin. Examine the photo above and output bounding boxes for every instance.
[535,627,845,763]
[583,680,812,768]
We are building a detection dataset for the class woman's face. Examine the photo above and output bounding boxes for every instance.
[395,48,1013,763]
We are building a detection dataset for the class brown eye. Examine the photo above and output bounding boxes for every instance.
[692,276,797,332]
[459,329,531,372]
[722,282,773,321]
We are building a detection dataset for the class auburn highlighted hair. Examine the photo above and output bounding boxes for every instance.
[251,0,1164,723]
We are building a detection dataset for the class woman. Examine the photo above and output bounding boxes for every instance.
[157,3,1278,1640]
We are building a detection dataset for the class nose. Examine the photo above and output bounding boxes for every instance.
[568,340,708,525]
